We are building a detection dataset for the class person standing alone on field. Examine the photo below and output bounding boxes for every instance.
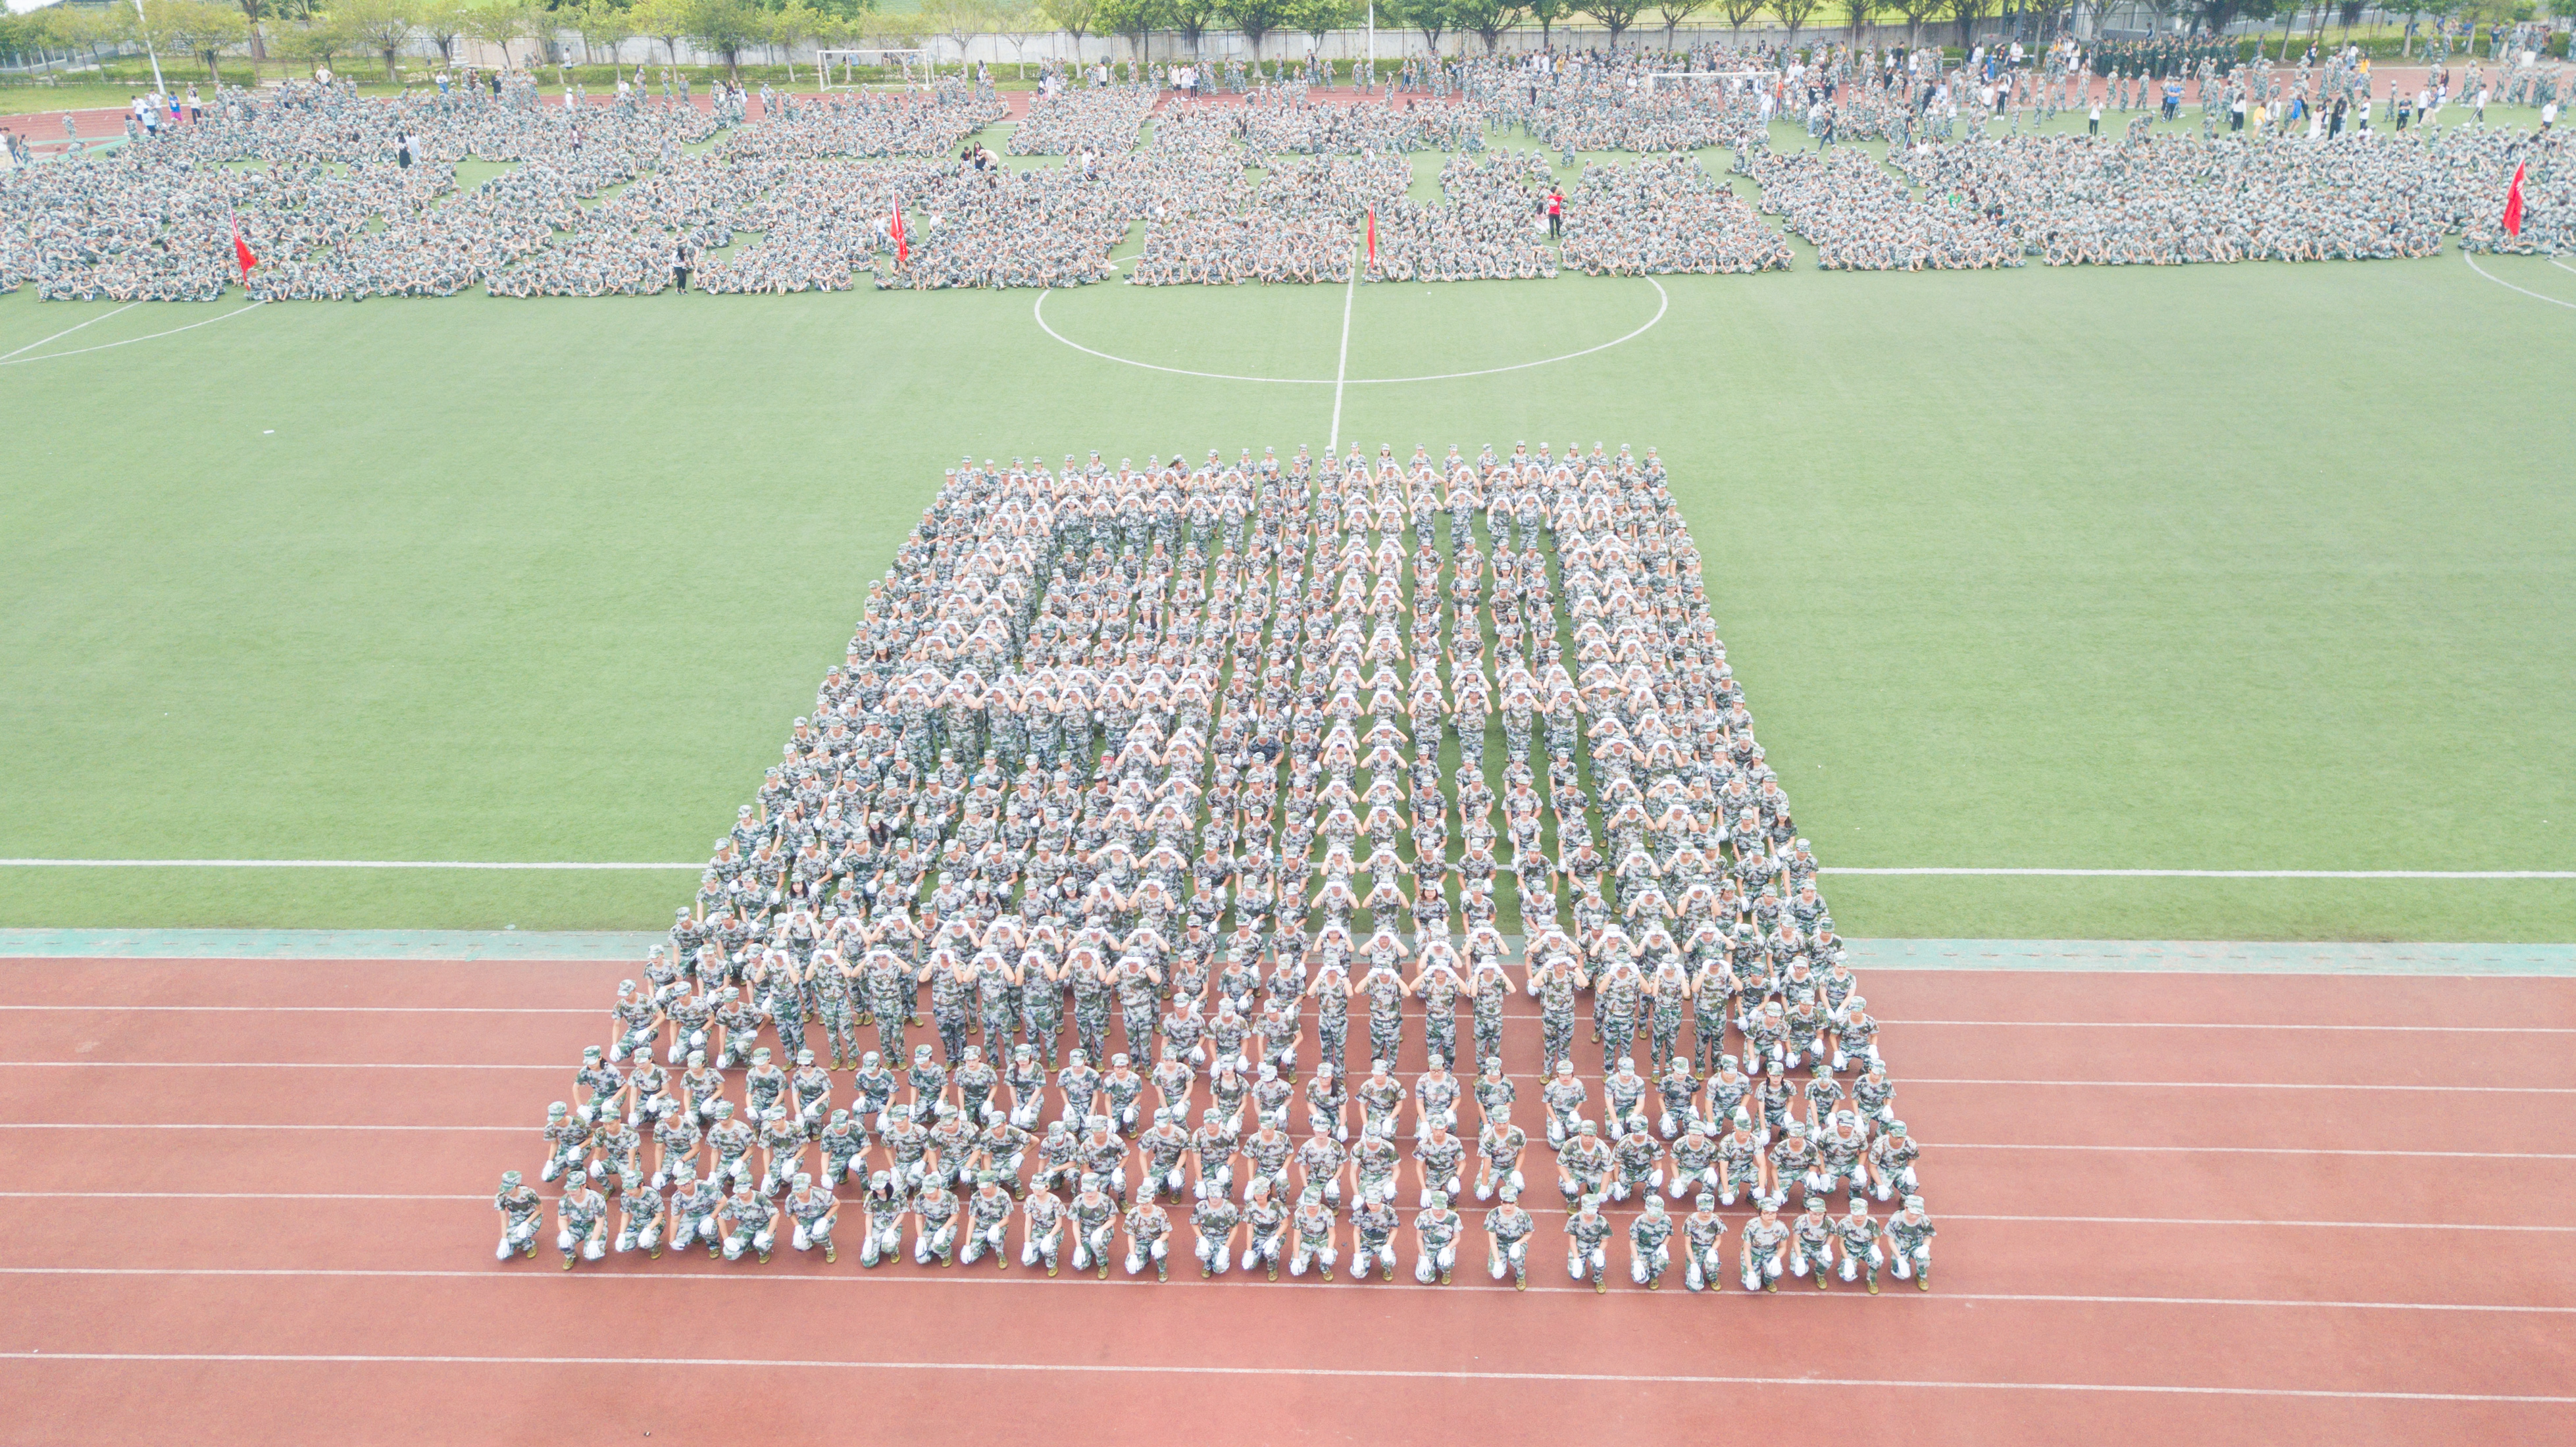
[1545,188,1564,241]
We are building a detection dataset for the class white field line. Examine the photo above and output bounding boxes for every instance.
[0,299,267,367]
[2,1194,2568,1234]
[0,1280,2569,1322]
[0,1123,2564,1158]
[5,859,2571,878]
[1328,240,1358,451]
[1,1002,2567,1035]
[2463,250,2576,311]
[0,301,138,361]
[5,1059,2567,1095]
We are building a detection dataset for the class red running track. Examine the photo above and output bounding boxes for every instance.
[1,955,2570,1446]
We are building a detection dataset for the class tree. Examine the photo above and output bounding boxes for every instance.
[1290,0,1354,55]
[1890,0,1938,43]
[1222,0,1296,59]
[1165,0,1217,57]
[1452,0,1525,51]
[764,0,819,76]
[417,0,468,64]
[1714,0,1760,42]
[148,0,251,79]
[1043,0,1099,57]
[575,0,634,65]
[233,0,268,64]
[1652,0,1702,47]
[1942,0,1981,47]
[266,14,350,70]
[1841,0,1869,41]
[1779,0,1823,45]
[628,0,694,62]
[1394,0,1450,54]
[1586,0,1647,45]
[1525,0,1569,43]
[332,0,418,76]
[920,0,990,66]
[686,0,765,74]
[1099,0,1165,58]
[993,0,1042,73]
[2335,0,2362,38]
[465,1,542,66]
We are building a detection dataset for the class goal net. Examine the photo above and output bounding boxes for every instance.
[816,49,928,89]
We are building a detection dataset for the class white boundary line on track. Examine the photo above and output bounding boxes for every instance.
[8,1059,2565,1094]
[6,1347,2569,1403]
[0,301,138,361]
[5,1194,2567,1233]
[1030,278,1669,387]
[3,1271,2572,1319]
[0,299,267,367]
[6,859,2570,877]
[2462,250,2576,311]
[5,1003,2568,1034]
[0,1124,2562,1157]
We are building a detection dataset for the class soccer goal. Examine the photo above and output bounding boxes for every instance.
[816,48,928,89]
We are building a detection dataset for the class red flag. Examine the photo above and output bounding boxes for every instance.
[890,196,907,266]
[2503,162,2526,238]
[1366,207,1376,266]
[230,218,258,280]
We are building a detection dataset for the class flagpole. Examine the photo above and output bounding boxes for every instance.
[130,0,166,97]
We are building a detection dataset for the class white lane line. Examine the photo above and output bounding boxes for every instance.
[1329,240,1358,451]
[7,1060,2565,1094]
[0,301,139,361]
[4,1194,2567,1232]
[1824,867,2576,879]
[0,1005,597,1015]
[0,859,697,870]
[1,1123,2563,1157]
[5,860,2565,877]
[3,1003,2563,1035]
[2462,250,2576,311]
[0,299,267,367]
[2,1282,2570,1326]
[4,1349,2567,1403]
[1886,1019,2576,1035]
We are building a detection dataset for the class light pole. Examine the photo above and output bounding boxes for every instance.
[130,0,168,94]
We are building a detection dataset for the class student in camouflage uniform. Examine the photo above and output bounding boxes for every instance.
[851,1052,899,1133]
[913,1180,962,1265]
[1870,1120,1922,1203]
[674,1171,727,1257]
[493,1170,542,1260]
[1475,1108,1528,1203]
[1557,1119,1613,1203]
[819,1109,868,1188]
[1349,1184,1401,1281]
[1242,1178,1292,1279]
[786,1173,839,1261]
[1190,1186,1244,1277]
[1738,1204,1791,1292]
[1123,1194,1174,1281]
[1682,1193,1727,1292]
[1412,1191,1463,1284]
[540,1102,591,1185]
[1886,1195,1936,1290]
[1628,1194,1676,1289]
[1484,1197,1536,1289]
[555,1177,609,1269]
[858,1171,904,1267]
[1565,1194,1615,1292]
[1834,1199,1882,1293]
[1021,1183,1067,1274]
[1654,1057,1699,1140]
[722,1181,779,1263]
[615,1175,667,1257]
[1540,1060,1590,1150]
[1788,1196,1836,1289]
[1608,1122,1664,1204]
[1288,1186,1340,1279]
[1069,1175,1122,1276]
[1304,1061,1348,1141]
[959,1173,1015,1267]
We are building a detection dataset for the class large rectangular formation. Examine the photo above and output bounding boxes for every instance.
[503,446,1935,1294]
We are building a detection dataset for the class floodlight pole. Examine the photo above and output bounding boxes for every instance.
[1365,0,1373,93]
[131,0,167,95]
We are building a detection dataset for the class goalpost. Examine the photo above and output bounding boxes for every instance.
[815,49,929,90]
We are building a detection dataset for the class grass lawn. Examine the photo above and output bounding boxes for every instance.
[1,132,2569,940]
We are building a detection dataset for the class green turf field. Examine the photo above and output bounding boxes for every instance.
[3,126,2571,941]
